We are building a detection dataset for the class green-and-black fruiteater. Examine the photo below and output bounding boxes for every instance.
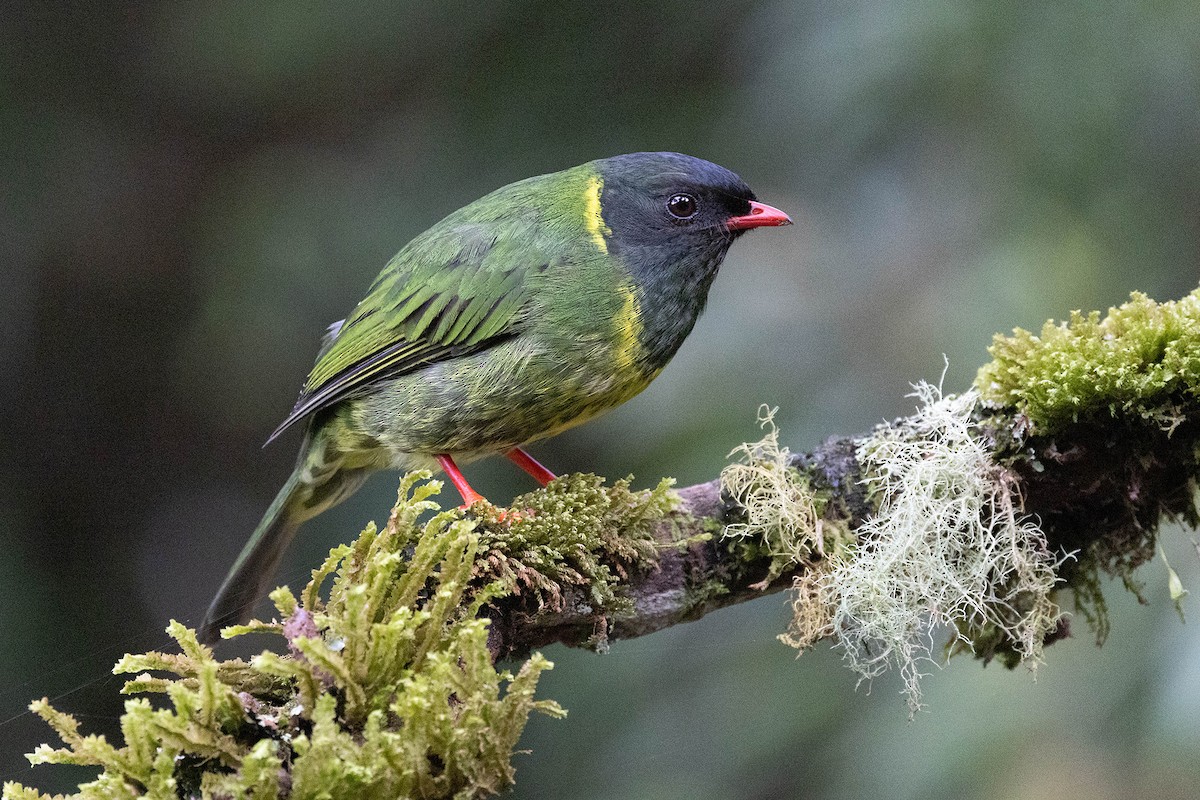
[200,152,791,643]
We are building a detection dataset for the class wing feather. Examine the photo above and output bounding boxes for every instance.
[267,216,549,444]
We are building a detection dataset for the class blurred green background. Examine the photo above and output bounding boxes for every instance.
[3,1,1199,797]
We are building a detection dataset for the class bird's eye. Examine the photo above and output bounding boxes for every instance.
[666,193,698,219]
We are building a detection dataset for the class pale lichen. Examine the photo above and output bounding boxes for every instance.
[828,384,1065,713]
[735,386,1067,714]
[721,406,847,585]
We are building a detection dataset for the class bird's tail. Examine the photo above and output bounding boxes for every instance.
[198,429,369,644]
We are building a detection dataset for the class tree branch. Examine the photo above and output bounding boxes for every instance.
[488,400,1200,661]
[486,436,873,660]
[490,289,1200,669]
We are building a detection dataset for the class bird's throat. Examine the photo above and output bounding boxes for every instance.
[626,245,728,369]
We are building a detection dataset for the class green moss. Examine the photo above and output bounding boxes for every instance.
[6,473,565,800]
[975,286,1200,645]
[677,577,732,619]
[470,473,677,620]
[1069,562,1112,645]
[977,287,1200,432]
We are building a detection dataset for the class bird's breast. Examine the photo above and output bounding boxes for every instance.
[349,259,704,459]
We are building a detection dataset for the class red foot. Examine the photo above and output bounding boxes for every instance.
[494,507,528,523]
[505,447,557,487]
[435,454,488,507]
[436,450,553,521]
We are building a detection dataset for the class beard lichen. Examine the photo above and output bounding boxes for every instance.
[7,472,566,800]
[829,384,1065,714]
[723,288,1200,714]
[726,388,1067,715]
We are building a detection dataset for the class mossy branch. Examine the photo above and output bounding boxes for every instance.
[489,287,1200,708]
[8,287,1200,797]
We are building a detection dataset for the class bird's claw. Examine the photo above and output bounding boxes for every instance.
[458,501,532,524]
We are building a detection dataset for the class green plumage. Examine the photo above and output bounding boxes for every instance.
[200,152,788,643]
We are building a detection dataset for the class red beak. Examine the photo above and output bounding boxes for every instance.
[726,201,792,231]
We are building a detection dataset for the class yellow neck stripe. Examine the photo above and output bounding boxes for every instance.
[584,176,612,254]
[612,284,642,374]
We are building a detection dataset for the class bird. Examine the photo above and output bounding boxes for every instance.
[199,151,791,644]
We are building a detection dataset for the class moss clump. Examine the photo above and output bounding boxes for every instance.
[976,286,1200,641]
[470,473,676,622]
[977,287,1200,433]
[6,473,564,800]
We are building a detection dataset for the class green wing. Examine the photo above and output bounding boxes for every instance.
[268,217,547,443]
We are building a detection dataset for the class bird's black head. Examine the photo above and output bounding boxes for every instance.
[594,152,789,253]
[589,152,790,366]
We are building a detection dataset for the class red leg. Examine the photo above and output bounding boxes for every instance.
[505,446,557,487]
[435,454,487,507]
